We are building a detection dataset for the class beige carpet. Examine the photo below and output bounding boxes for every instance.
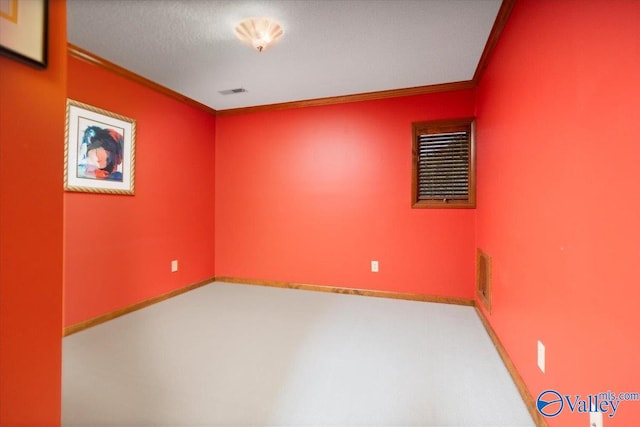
[63,281,534,426]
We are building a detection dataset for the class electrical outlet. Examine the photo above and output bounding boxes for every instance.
[371,260,379,273]
[171,260,178,272]
[590,410,603,427]
[537,340,545,373]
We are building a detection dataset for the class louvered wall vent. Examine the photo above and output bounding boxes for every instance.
[218,88,248,95]
[476,249,492,312]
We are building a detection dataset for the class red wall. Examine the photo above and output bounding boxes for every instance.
[64,56,216,326]
[0,0,66,424]
[216,91,476,297]
[476,1,640,425]
[11,2,635,424]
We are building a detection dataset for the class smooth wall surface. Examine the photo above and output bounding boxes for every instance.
[216,90,476,298]
[0,0,66,423]
[64,56,216,326]
[475,1,640,425]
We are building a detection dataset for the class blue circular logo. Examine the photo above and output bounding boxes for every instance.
[537,389,564,417]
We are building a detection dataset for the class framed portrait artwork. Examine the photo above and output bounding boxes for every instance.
[0,0,48,68]
[65,99,136,195]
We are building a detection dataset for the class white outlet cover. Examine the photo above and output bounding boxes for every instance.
[590,410,603,427]
[537,340,545,373]
[171,260,178,272]
[371,260,379,273]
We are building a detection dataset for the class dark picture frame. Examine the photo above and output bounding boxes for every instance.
[0,0,48,68]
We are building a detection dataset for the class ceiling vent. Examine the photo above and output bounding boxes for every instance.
[218,88,247,95]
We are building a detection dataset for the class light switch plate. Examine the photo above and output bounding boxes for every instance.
[590,410,603,427]
[537,340,545,373]
[371,260,379,273]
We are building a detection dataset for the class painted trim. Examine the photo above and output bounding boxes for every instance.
[67,43,217,116]
[472,0,516,83]
[474,305,548,427]
[215,276,475,306]
[63,277,215,336]
[215,81,476,116]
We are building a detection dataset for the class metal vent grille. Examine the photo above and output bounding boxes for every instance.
[218,88,248,95]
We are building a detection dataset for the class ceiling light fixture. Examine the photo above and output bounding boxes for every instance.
[234,18,283,52]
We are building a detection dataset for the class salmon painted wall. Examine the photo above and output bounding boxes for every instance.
[216,91,476,297]
[0,0,66,424]
[476,1,640,425]
[64,56,216,326]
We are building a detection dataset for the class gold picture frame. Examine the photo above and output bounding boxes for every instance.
[65,99,136,195]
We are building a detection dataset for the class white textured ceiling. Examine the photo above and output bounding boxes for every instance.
[67,0,502,111]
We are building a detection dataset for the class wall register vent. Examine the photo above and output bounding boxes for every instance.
[477,248,492,312]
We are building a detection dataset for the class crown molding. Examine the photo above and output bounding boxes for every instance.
[473,0,517,83]
[68,0,514,117]
[67,43,217,116]
[216,81,476,116]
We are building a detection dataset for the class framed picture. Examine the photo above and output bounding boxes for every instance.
[65,99,136,195]
[0,0,48,68]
